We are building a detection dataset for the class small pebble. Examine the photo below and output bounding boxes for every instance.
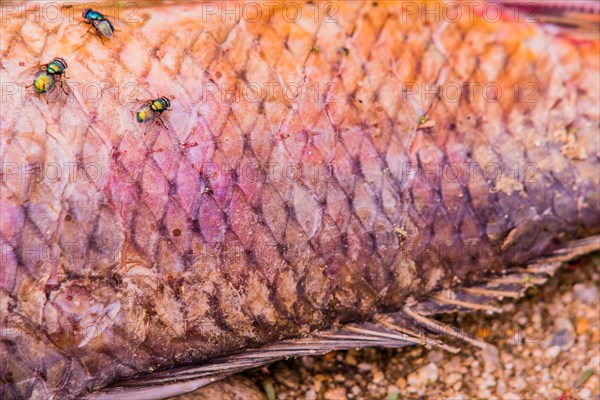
[578,388,592,399]
[576,317,590,335]
[428,350,444,363]
[345,352,358,366]
[274,368,299,388]
[546,318,575,350]
[313,381,322,393]
[446,373,461,386]
[387,385,399,397]
[511,377,526,390]
[395,377,406,389]
[302,357,314,370]
[573,283,598,304]
[323,387,346,400]
[562,292,573,303]
[513,359,525,373]
[546,346,560,359]
[496,379,507,395]
[357,363,372,372]
[407,363,438,387]
[372,370,384,384]
[482,346,500,372]
[481,373,496,388]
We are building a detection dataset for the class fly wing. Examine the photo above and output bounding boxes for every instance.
[104,14,130,30]
[92,19,115,39]
[16,64,47,81]
[157,100,196,134]
[56,76,72,97]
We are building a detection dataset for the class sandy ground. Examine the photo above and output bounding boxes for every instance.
[175,254,600,400]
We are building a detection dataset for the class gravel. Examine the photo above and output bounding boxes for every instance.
[175,254,599,399]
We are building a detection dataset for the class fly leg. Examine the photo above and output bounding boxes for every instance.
[134,99,153,107]
[25,83,36,100]
[157,116,169,130]
[58,79,70,96]
[95,29,106,45]
[80,25,93,39]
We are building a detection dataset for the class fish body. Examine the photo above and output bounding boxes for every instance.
[0,1,599,399]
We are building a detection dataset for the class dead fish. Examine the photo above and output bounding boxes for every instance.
[0,1,599,399]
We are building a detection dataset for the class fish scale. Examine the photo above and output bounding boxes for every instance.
[0,1,599,399]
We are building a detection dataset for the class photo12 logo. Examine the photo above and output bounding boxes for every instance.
[1,161,104,184]
[0,1,340,24]
[1,80,142,104]
[197,1,340,23]
[0,1,544,25]
[1,2,140,24]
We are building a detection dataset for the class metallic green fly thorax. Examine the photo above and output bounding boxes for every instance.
[83,9,105,21]
[151,97,170,112]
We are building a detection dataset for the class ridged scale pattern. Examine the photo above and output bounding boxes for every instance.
[0,1,599,398]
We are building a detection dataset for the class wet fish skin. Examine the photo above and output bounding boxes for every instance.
[1,1,599,398]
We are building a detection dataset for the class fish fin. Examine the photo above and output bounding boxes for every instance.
[85,236,598,399]
[384,235,600,352]
[84,322,417,399]
[414,235,600,316]
[412,265,557,316]
[495,1,600,39]
[85,312,481,399]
